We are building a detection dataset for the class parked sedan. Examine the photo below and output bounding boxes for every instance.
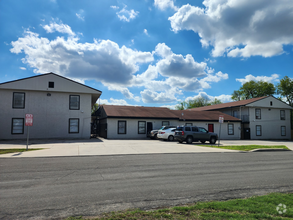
[157,128,176,141]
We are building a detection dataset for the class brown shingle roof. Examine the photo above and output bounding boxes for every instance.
[189,96,268,111]
[101,105,178,119]
[173,110,241,122]
[101,105,240,122]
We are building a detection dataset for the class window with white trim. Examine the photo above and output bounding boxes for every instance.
[138,121,146,134]
[228,124,234,135]
[118,121,126,134]
[281,126,286,136]
[256,125,262,136]
[162,121,170,126]
[69,95,80,110]
[13,92,25,109]
[12,118,24,134]
[69,119,79,133]
[255,109,261,119]
[280,110,285,120]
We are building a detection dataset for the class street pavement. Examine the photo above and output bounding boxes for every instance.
[0,138,292,157]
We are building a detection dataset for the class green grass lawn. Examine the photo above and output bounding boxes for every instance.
[198,145,290,151]
[0,148,44,154]
[66,193,293,219]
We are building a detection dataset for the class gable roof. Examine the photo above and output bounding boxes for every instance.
[189,96,268,111]
[173,110,241,122]
[100,105,241,122]
[101,105,178,119]
[0,72,102,95]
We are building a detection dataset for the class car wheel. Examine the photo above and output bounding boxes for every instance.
[186,136,193,144]
[210,137,216,144]
[168,135,174,141]
[154,134,158,139]
[200,140,206,144]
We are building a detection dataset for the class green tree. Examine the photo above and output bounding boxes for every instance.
[231,80,275,101]
[174,97,222,110]
[92,103,99,114]
[277,76,293,106]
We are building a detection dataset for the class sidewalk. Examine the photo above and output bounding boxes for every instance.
[0,139,292,158]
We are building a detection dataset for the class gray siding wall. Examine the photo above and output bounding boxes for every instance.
[0,89,92,139]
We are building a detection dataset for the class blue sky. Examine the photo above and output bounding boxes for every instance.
[1,0,293,108]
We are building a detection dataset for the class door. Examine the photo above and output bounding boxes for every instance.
[147,122,153,136]
[208,124,214,132]
[244,128,250,140]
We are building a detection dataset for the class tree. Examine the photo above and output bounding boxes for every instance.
[277,76,293,107]
[174,97,222,110]
[92,103,99,114]
[231,80,275,101]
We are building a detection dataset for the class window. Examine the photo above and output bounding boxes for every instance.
[162,121,169,126]
[69,95,80,110]
[192,127,198,132]
[233,111,237,118]
[228,124,234,135]
[13,92,25,109]
[118,121,126,134]
[69,119,79,133]
[11,118,24,134]
[270,101,273,106]
[198,127,207,133]
[48,81,54,88]
[185,127,191,131]
[280,110,285,120]
[256,125,262,136]
[281,126,286,136]
[138,121,146,134]
[185,123,193,126]
[255,109,261,119]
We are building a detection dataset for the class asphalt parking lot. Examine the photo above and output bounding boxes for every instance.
[0,138,292,157]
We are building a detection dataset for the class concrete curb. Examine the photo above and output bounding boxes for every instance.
[250,148,292,152]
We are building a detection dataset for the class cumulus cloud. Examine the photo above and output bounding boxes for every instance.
[99,98,130,105]
[236,74,280,85]
[10,25,153,89]
[185,92,232,103]
[19,67,26,70]
[116,6,139,22]
[141,89,178,103]
[42,22,75,36]
[169,0,293,57]
[154,0,178,11]
[110,5,119,10]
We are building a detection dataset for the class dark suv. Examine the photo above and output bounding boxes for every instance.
[174,126,218,144]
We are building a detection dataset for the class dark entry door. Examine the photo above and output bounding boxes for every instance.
[147,122,153,136]
[244,128,250,139]
[208,124,214,132]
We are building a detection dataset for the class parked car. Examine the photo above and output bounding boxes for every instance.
[174,126,218,144]
[157,128,176,141]
[148,125,177,139]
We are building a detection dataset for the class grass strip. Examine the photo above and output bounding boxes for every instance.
[0,148,44,154]
[66,192,293,219]
[198,145,290,151]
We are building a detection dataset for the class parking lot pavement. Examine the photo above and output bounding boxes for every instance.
[0,138,292,158]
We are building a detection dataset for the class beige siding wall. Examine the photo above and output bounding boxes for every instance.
[249,107,291,140]
[105,118,240,140]
[0,89,92,139]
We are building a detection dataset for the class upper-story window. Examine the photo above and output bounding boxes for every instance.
[48,82,54,88]
[233,111,238,118]
[69,95,80,110]
[280,110,285,120]
[255,108,261,119]
[13,92,25,109]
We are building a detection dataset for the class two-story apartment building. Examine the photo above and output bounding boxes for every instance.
[190,96,292,140]
[0,73,101,140]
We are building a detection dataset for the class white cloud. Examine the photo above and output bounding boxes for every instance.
[185,92,232,103]
[99,98,130,105]
[154,0,178,11]
[141,89,178,103]
[19,67,26,70]
[10,24,154,90]
[76,10,85,21]
[236,74,280,85]
[116,6,139,22]
[110,5,119,10]
[169,1,293,57]
[144,29,149,36]
[42,22,75,36]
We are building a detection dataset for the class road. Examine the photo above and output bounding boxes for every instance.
[1,152,293,219]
